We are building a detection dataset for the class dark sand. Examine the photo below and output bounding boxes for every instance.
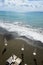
[0,34,43,65]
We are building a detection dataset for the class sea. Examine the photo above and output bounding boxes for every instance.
[0,11,43,43]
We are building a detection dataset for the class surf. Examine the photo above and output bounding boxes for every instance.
[0,22,43,43]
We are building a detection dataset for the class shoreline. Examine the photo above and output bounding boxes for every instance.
[0,22,43,43]
[0,27,43,49]
[15,36,43,49]
[0,32,43,49]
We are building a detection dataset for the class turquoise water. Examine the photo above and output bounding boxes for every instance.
[0,11,43,28]
[0,11,43,43]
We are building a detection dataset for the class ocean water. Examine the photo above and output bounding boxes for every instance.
[0,11,43,43]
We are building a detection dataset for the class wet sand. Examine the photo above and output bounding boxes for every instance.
[0,34,43,65]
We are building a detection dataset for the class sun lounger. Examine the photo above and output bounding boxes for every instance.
[6,55,17,64]
[15,58,22,65]
[6,55,22,65]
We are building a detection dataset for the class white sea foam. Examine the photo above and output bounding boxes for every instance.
[0,22,43,43]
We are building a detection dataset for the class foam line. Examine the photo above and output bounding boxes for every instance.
[0,22,43,43]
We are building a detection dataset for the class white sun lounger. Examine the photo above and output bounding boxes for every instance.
[15,58,22,65]
[6,55,22,65]
[6,55,17,64]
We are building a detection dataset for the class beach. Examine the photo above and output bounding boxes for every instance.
[0,33,43,65]
[0,11,43,65]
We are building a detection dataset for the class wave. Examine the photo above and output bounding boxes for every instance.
[0,21,43,43]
